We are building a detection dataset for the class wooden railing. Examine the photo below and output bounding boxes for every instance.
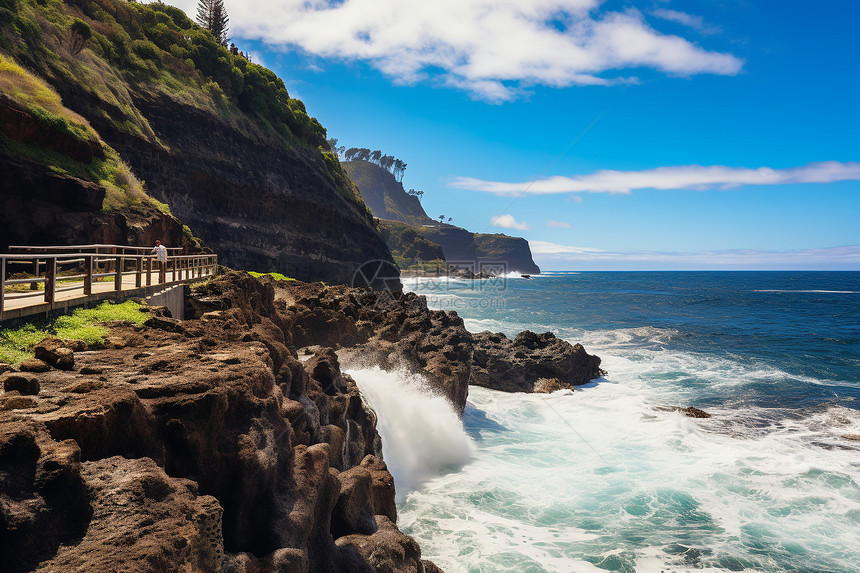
[0,245,218,313]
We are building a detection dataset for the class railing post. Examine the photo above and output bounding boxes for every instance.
[147,257,152,286]
[114,256,122,291]
[135,256,143,288]
[171,258,176,282]
[45,258,56,303]
[31,258,39,290]
[84,255,93,295]
[0,257,5,313]
[160,258,166,284]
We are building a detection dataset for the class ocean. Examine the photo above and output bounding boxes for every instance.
[349,271,860,573]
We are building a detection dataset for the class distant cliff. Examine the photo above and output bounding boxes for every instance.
[378,220,445,269]
[342,161,432,227]
[0,0,394,284]
[343,160,540,273]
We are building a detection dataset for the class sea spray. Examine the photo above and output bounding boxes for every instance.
[399,271,860,572]
[347,366,476,501]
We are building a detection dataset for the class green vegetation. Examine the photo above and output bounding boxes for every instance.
[378,220,446,269]
[0,0,329,147]
[0,52,166,213]
[248,271,295,282]
[332,141,408,182]
[341,160,431,226]
[0,300,148,364]
[0,324,50,365]
[196,0,229,47]
[1,0,366,216]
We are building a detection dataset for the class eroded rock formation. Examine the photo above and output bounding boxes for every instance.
[0,271,602,572]
[0,273,438,573]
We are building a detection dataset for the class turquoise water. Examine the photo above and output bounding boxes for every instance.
[365,272,860,572]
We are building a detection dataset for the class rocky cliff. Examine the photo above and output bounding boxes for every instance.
[0,272,602,572]
[341,160,432,227]
[1,0,395,284]
[417,225,541,275]
[341,160,541,274]
[472,233,541,275]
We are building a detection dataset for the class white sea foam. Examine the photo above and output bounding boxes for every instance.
[400,383,860,572]
[396,277,860,572]
[347,367,476,501]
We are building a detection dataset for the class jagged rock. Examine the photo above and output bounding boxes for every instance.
[470,330,602,393]
[18,358,51,373]
[34,338,75,370]
[0,423,91,573]
[79,366,103,375]
[533,377,567,393]
[360,455,398,524]
[37,387,159,462]
[335,515,435,573]
[0,363,16,375]
[332,466,377,538]
[143,314,184,333]
[35,456,224,573]
[2,372,40,395]
[0,395,37,410]
[656,406,712,419]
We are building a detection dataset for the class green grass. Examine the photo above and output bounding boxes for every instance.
[0,300,149,365]
[0,324,50,365]
[248,271,295,282]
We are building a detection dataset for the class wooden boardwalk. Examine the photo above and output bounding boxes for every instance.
[1,244,218,324]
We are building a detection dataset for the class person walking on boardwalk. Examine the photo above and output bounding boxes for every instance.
[151,240,168,282]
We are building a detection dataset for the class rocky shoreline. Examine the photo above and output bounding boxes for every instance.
[0,272,602,572]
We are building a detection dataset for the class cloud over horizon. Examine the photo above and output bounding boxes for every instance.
[452,161,860,195]
[171,0,742,101]
[490,214,529,230]
[530,242,860,270]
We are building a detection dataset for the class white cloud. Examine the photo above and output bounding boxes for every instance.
[531,240,602,254]
[168,0,742,101]
[490,214,530,230]
[546,219,572,228]
[650,9,718,34]
[451,161,860,195]
[531,244,860,270]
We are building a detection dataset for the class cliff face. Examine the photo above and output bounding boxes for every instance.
[378,220,446,268]
[0,271,601,572]
[341,160,539,273]
[1,0,395,284]
[0,72,197,251]
[94,92,394,284]
[416,225,541,274]
[0,273,439,573]
[341,161,432,226]
[473,233,541,275]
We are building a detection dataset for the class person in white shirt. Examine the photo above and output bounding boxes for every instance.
[151,240,168,281]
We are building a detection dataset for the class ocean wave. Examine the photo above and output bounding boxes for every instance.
[402,385,860,573]
[753,289,860,294]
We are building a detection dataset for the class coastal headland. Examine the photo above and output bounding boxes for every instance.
[0,271,602,573]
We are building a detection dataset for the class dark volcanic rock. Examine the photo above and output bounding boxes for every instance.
[470,330,603,393]
[0,423,91,573]
[34,338,75,371]
[98,93,397,285]
[2,372,40,395]
[1,272,424,573]
[35,456,224,573]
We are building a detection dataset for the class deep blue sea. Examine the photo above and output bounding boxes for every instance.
[351,271,860,573]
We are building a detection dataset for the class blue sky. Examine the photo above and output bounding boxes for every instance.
[170,0,859,270]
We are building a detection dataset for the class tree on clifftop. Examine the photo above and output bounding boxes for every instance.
[196,0,229,46]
